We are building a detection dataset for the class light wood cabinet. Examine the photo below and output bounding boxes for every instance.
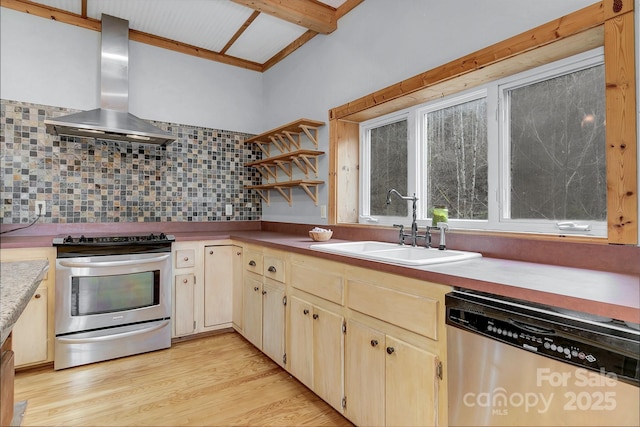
[345,319,439,427]
[289,296,344,411]
[0,247,55,368]
[239,245,450,426]
[172,240,240,338]
[204,245,242,328]
[0,336,14,427]
[261,280,285,366]
[241,247,287,367]
[12,286,48,366]
[174,273,196,336]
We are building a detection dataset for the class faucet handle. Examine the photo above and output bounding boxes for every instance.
[393,224,406,245]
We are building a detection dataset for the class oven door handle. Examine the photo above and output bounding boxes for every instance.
[57,253,170,268]
[56,320,170,344]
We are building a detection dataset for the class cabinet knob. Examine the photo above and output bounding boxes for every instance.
[34,293,41,299]
[370,339,378,347]
[386,346,395,355]
[183,279,189,284]
[209,250,214,255]
[249,260,256,266]
[262,290,267,295]
[312,313,319,320]
[183,257,189,261]
[268,266,277,273]
[254,286,259,292]
[303,309,309,315]
[236,252,242,256]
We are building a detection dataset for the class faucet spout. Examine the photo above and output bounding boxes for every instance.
[437,222,449,250]
[386,189,419,246]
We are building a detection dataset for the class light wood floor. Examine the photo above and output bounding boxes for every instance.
[14,332,352,426]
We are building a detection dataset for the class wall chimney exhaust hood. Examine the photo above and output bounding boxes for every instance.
[45,14,175,146]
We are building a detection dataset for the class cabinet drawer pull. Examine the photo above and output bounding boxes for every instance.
[254,286,259,292]
[262,290,267,295]
[34,293,41,299]
[386,346,395,355]
[183,257,189,262]
[267,266,277,273]
[303,309,309,315]
[249,260,256,267]
[312,313,319,320]
[209,250,214,255]
[370,339,378,347]
[236,252,242,256]
[183,279,189,284]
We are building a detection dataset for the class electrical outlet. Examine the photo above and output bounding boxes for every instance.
[225,204,233,216]
[320,205,327,219]
[36,200,46,216]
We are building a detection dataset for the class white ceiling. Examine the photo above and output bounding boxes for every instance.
[12,0,357,71]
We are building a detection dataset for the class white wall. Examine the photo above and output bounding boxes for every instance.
[0,8,265,134]
[261,0,597,224]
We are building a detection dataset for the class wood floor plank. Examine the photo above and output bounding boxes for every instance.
[14,332,352,426]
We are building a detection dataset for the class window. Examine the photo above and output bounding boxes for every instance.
[360,48,606,236]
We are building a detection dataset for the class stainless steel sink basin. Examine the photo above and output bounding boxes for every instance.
[309,241,481,266]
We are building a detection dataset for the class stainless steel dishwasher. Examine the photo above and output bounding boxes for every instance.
[446,290,639,426]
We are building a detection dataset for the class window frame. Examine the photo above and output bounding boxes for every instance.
[358,47,607,237]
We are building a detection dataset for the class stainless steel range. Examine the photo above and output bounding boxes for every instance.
[53,233,174,370]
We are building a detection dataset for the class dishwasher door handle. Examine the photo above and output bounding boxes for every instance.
[509,319,555,334]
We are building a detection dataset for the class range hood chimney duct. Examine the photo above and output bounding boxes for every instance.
[45,14,175,146]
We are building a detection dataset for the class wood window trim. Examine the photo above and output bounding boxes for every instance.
[328,0,637,245]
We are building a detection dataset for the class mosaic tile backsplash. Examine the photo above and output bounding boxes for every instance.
[0,99,262,224]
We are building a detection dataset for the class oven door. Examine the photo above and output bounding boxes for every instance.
[55,252,171,335]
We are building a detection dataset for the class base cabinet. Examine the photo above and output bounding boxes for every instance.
[261,280,285,366]
[345,319,439,427]
[243,276,286,366]
[12,286,48,366]
[173,241,241,338]
[0,248,55,368]
[0,337,14,427]
[289,296,344,411]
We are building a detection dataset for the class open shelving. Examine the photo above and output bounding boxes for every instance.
[245,118,325,206]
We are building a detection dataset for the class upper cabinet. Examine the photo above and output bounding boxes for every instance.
[244,118,325,206]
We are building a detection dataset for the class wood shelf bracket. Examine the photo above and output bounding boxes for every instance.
[300,125,320,148]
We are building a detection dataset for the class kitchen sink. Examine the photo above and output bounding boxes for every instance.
[309,241,482,266]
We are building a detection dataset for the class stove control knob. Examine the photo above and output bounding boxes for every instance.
[148,233,156,240]
[159,233,167,240]
[64,235,73,243]
[79,235,87,242]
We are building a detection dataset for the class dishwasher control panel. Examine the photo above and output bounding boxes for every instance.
[445,292,640,386]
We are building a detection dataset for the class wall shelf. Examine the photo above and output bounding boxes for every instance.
[246,180,324,206]
[245,118,325,156]
[245,118,326,206]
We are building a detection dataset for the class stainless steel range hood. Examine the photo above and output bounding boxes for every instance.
[45,14,175,146]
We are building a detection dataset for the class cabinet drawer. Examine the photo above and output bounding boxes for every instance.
[291,264,343,305]
[263,255,285,283]
[245,249,263,274]
[175,249,195,269]
[347,280,438,340]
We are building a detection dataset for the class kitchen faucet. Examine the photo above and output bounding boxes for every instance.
[386,189,430,247]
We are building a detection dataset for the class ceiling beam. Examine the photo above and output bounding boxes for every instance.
[232,0,337,34]
[0,0,263,71]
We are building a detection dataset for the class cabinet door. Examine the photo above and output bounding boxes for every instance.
[262,280,285,367]
[345,319,385,427]
[385,336,438,427]
[204,245,233,327]
[174,274,196,336]
[243,275,263,348]
[12,286,47,366]
[288,296,313,388]
[313,306,344,412]
[231,246,244,330]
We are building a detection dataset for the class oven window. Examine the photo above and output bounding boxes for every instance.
[71,271,160,316]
